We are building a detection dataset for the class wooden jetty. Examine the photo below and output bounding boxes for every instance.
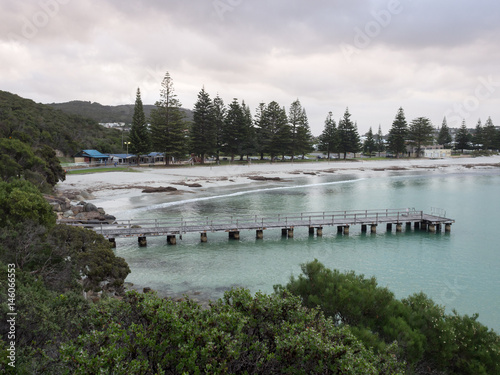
[59,208,455,247]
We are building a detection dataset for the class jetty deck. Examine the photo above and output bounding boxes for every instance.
[59,208,455,246]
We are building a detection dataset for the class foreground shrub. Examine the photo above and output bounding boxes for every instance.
[59,288,403,374]
[277,259,500,374]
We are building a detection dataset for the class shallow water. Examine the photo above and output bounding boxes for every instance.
[113,169,500,332]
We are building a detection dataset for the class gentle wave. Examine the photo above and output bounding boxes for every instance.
[132,177,367,212]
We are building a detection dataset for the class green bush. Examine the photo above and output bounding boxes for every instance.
[58,288,403,374]
[277,259,500,374]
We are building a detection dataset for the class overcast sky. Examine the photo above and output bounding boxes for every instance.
[2,0,500,135]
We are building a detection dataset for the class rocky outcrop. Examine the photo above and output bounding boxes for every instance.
[142,186,178,193]
[47,191,116,224]
[247,176,283,181]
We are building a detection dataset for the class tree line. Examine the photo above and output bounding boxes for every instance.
[322,106,500,159]
[129,72,315,164]
[130,73,499,164]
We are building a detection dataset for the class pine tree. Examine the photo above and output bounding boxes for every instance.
[455,120,471,153]
[376,125,385,157]
[149,72,187,165]
[387,107,408,158]
[437,117,452,148]
[483,117,496,151]
[363,127,376,157]
[128,88,151,163]
[288,99,313,160]
[297,108,314,159]
[337,108,360,159]
[222,98,246,162]
[254,102,269,160]
[408,117,435,157]
[318,112,337,159]
[259,101,290,160]
[212,95,226,163]
[190,87,216,164]
[472,119,483,150]
[240,100,256,160]
[271,102,291,160]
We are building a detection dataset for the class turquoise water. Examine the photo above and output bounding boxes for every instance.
[114,169,500,332]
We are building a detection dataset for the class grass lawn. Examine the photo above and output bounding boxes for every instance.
[65,167,140,175]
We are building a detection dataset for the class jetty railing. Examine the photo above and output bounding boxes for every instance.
[58,208,454,239]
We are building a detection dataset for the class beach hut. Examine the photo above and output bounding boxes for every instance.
[73,150,110,165]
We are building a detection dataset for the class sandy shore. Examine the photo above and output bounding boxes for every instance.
[56,156,500,215]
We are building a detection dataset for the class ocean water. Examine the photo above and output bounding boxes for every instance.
[113,168,500,332]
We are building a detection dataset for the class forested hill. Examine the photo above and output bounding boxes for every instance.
[0,90,123,156]
[47,100,193,124]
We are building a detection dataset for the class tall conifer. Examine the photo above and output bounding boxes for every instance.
[387,107,408,158]
[128,88,151,162]
[149,72,187,164]
[318,111,338,159]
[337,108,360,159]
[190,87,215,163]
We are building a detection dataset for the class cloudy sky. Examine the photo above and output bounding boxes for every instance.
[2,0,500,135]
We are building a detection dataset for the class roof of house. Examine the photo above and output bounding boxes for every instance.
[74,149,110,158]
[108,154,134,159]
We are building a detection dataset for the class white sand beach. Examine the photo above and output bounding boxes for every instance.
[56,156,500,215]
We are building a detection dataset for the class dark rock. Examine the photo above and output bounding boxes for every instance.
[143,287,152,293]
[84,202,98,212]
[142,186,178,193]
[71,205,84,214]
[104,214,116,222]
[248,175,282,181]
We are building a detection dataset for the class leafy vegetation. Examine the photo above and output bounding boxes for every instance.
[0,90,124,155]
[276,259,500,374]
[47,99,193,125]
[58,288,403,374]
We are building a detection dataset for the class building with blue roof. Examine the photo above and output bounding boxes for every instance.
[73,150,110,164]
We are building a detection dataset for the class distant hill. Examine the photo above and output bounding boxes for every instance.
[0,90,123,155]
[47,100,193,124]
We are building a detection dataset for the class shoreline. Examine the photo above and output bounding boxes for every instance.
[56,156,500,215]
[55,156,500,318]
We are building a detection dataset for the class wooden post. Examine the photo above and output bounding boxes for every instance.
[371,224,377,233]
[287,228,294,238]
[229,231,240,240]
[281,228,288,237]
[396,223,402,232]
[428,224,436,233]
[309,227,315,235]
[337,226,343,234]
[421,222,428,231]
[316,227,323,236]
[256,229,264,239]
[361,224,367,233]
[200,232,208,242]
[109,238,116,248]
[343,226,350,235]
[167,235,176,245]
[445,223,451,232]
[386,223,392,231]
[138,236,147,247]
